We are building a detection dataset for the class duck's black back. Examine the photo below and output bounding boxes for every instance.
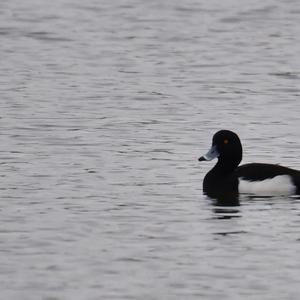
[236,163,300,194]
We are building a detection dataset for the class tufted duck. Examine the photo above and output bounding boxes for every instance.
[199,130,300,202]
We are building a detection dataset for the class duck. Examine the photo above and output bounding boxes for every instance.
[198,130,300,202]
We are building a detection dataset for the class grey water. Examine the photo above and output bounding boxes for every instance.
[0,0,300,299]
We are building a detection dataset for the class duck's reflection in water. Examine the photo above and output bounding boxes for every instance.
[205,191,240,207]
[204,192,241,220]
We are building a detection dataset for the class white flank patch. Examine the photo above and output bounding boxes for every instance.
[239,175,296,196]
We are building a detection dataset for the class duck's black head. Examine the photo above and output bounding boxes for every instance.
[199,130,243,171]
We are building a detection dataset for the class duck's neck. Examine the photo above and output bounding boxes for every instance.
[213,159,239,175]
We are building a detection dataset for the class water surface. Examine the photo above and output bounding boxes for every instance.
[0,0,300,299]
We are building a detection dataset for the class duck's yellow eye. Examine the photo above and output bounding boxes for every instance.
[224,139,229,144]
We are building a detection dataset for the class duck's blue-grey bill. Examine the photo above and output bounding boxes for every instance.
[198,145,219,161]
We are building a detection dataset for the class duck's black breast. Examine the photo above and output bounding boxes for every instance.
[203,167,239,197]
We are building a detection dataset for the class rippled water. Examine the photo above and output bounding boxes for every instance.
[1,0,300,299]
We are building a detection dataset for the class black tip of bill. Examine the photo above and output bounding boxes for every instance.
[198,156,207,162]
